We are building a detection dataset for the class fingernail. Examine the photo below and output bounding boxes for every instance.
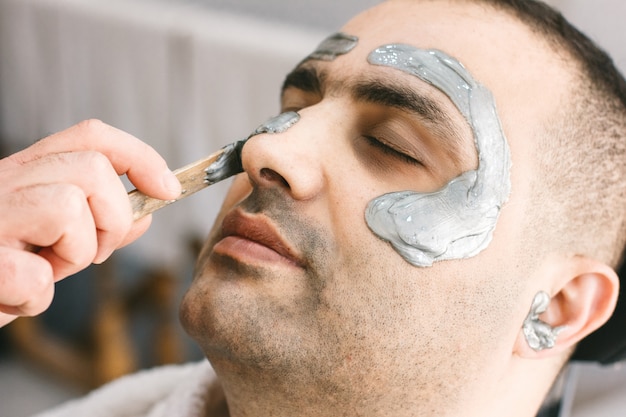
[162,169,181,196]
[93,250,112,265]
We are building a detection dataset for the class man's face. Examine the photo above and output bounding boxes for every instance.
[181,0,573,407]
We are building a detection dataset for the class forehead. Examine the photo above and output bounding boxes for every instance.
[341,0,544,77]
[331,0,573,167]
[341,2,569,106]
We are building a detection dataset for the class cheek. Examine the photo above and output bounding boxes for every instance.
[327,233,521,356]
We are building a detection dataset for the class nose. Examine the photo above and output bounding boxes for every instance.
[240,111,327,201]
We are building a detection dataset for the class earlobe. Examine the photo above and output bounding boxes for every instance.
[515,257,619,359]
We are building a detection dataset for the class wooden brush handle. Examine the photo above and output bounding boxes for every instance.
[128,149,224,221]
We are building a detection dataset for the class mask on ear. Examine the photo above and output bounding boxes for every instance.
[523,292,567,351]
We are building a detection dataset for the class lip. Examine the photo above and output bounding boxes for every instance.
[213,209,305,268]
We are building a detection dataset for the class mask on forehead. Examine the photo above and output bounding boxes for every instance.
[306,32,359,61]
[305,34,512,267]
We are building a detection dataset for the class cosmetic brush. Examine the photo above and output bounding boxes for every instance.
[128,111,301,220]
[128,140,245,221]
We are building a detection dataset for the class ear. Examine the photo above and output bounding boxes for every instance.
[514,256,619,359]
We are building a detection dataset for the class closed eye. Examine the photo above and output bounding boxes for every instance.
[362,136,423,167]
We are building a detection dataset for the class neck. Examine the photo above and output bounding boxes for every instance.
[203,362,546,417]
[209,360,376,417]
[202,357,563,417]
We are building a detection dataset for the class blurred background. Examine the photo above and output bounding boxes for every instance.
[0,0,624,416]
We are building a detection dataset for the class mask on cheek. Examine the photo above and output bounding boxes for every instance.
[365,45,512,267]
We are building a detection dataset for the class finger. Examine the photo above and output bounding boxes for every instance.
[116,215,153,250]
[8,119,181,200]
[6,152,134,262]
[0,247,54,317]
[0,184,98,280]
[0,312,18,328]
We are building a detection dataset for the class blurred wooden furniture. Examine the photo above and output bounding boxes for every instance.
[6,258,185,389]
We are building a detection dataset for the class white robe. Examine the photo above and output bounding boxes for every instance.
[31,361,216,417]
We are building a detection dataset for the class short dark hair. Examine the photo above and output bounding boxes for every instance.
[480,0,626,110]
[472,0,626,268]
[469,0,626,363]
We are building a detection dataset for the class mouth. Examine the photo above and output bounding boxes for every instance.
[212,209,306,269]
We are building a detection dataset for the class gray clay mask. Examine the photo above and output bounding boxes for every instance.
[365,44,512,267]
[305,32,358,62]
[204,112,301,184]
[251,111,301,135]
[523,292,566,351]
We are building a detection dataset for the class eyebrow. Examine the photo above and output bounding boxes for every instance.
[281,66,325,97]
[353,78,462,137]
[281,65,471,164]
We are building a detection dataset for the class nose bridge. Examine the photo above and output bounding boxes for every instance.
[240,107,339,200]
[252,111,315,153]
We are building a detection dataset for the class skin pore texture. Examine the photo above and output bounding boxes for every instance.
[180,1,586,417]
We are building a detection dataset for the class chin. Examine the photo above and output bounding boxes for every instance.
[180,270,328,377]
